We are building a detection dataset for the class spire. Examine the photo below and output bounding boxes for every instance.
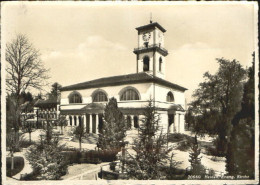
[150,12,153,23]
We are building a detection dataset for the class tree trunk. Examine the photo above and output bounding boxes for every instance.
[79,140,82,151]
[29,132,31,143]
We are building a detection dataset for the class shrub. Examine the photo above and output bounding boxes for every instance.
[19,140,36,148]
[109,162,117,171]
[62,149,118,164]
[6,156,25,177]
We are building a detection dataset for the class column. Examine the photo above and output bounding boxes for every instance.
[89,114,92,133]
[83,115,86,129]
[72,115,74,127]
[178,114,181,133]
[96,114,99,134]
[174,114,178,133]
[130,115,134,129]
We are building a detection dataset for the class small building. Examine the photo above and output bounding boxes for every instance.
[60,21,187,135]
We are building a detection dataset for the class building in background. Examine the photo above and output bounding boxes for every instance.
[59,21,187,135]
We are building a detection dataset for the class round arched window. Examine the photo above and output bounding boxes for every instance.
[166,92,174,102]
[69,93,82,103]
[143,56,150,72]
[120,89,140,101]
[93,91,108,102]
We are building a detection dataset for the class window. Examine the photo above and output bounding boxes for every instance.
[69,92,82,103]
[93,91,108,102]
[120,89,140,101]
[159,57,162,72]
[143,56,150,72]
[166,92,174,102]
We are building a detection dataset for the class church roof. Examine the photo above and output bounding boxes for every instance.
[136,22,166,33]
[60,72,187,92]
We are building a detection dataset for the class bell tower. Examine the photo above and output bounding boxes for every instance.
[133,21,168,79]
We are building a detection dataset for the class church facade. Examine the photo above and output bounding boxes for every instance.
[60,21,187,135]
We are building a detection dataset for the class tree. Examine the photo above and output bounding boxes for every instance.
[56,115,67,134]
[5,34,49,139]
[74,125,85,151]
[48,82,62,99]
[97,97,127,151]
[188,58,246,155]
[188,135,204,176]
[26,134,68,180]
[22,121,33,143]
[123,100,177,180]
[226,53,255,178]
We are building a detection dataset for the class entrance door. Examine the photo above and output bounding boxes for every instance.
[168,114,174,133]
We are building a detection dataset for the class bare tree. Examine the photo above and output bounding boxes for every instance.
[5,34,49,136]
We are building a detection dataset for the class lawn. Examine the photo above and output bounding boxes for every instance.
[6,156,25,177]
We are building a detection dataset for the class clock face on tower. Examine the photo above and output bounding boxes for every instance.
[142,32,151,42]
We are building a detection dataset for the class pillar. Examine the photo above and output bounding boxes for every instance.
[89,114,92,133]
[83,115,86,129]
[72,115,75,127]
[174,114,178,133]
[96,114,99,134]
[130,115,134,129]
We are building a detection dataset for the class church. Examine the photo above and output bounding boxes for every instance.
[59,21,187,135]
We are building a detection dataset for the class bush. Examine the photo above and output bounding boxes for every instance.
[62,149,118,165]
[6,156,25,177]
[20,171,39,180]
[19,140,36,148]
[110,162,117,171]
[176,141,191,151]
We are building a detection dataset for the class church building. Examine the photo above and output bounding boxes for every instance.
[60,21,187,135]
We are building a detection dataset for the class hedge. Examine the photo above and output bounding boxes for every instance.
[62,149,118,164]
[6,156,25,177]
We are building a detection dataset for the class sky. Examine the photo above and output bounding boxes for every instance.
[2,2,257,103]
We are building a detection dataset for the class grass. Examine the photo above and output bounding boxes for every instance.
[6,156,25,177]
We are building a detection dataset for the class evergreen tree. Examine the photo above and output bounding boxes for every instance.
[97,97,127,151]
[188,135,204,175]
[226,53,255,178]
[74,125,85,151]
[123,100,175,180]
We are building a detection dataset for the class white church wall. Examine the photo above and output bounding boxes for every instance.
[60,82,155,106]
[154,84,185,107]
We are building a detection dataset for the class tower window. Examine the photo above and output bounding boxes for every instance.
[143,56,150,72]
[159,57,162,72]
[167,92,174,102]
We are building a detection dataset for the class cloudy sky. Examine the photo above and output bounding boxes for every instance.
[2,2,257,103]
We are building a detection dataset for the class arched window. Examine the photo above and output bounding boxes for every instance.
[93,91,108,102]
[69,92,82,104]
[143,56,150,72]
[120,89,140,101]
[166,92,174,102]
[159,57,162,72]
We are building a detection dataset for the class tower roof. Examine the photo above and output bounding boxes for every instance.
[136,22,166,33]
